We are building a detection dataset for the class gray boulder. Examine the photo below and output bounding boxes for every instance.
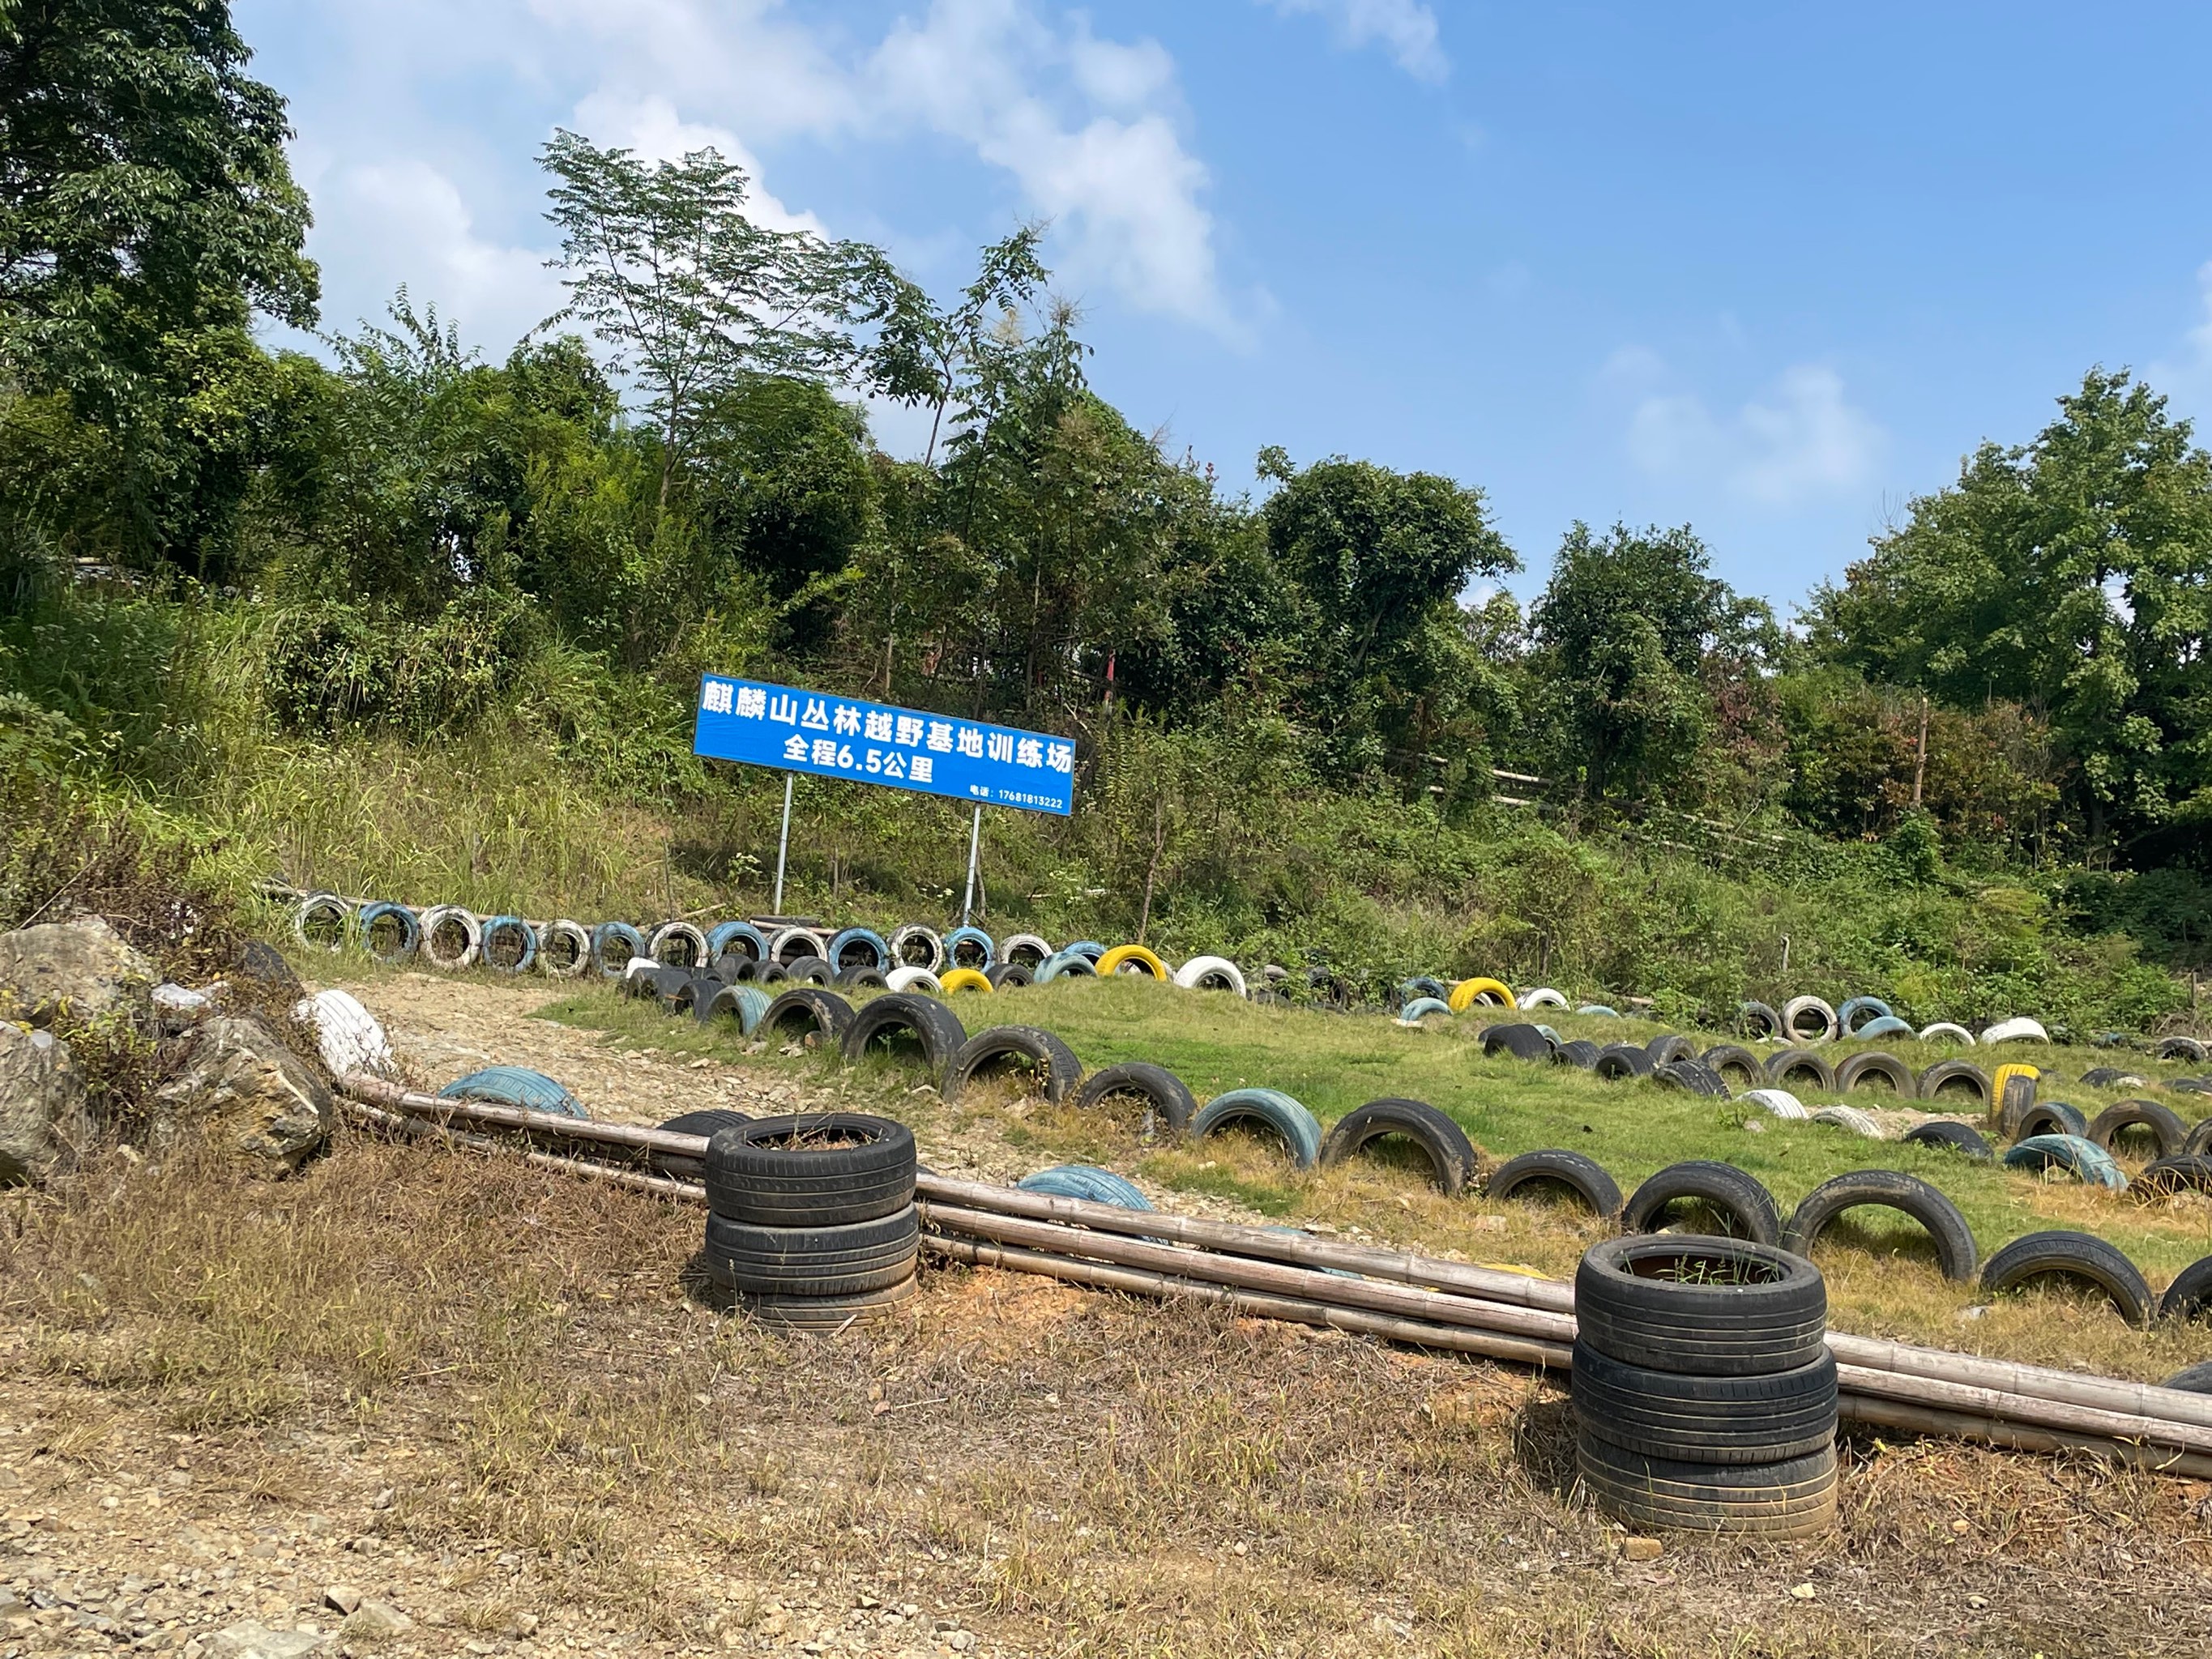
[155,1015,333,1172]
[0,1021,90,1183]
[0,915,154,1026]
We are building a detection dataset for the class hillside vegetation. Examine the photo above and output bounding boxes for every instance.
[4,2,2210,1038]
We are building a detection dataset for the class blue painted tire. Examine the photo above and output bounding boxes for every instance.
[943,926,996,970]
[1400,976,1451,1004]
[439,1065,587,1119]
[1837,996,1894,1035]
[1578,1004,1621,1018]
[2003,1134,2128,1191]
[1017,1164,1153,1210]
[592,922,646,979]
[1062,940,1107,964]
[1853,1015,1914,1039]
[357,902,420,964]
[480,915,538,974]
[1036,950,1099,983]
[702,983,772,1036]
[1189,1088,1323,1170]
[827,927,890,971]
[1399,996,1453,1021]
[707,921,769,963]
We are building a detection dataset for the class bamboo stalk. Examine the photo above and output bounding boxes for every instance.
[917,1201,1579,1347]
[920,1235,1574,1371]
[1835,1362,2212,1458]
[338,1099,707,1202]
[1826,1333,2212,1436]
[1836,1392,2212,1479]
[342,1074,709,1157]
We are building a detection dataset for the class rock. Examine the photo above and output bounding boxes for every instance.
[0,1021,89,1183]
[322,1586,361,1615]
[339,1600,412,1640]
[154,1014,333,1171]
[0,916,155,1026]
[1623,1536,1663,1562]
[207,1621,327,1657]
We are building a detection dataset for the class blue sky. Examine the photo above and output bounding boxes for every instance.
[235,0,2212,611]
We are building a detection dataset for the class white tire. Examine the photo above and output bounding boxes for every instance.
[888,924,945,973]
[418,905,481,970]
[539,919,594,978]
[1172,955,1247,995]
[1811,1104,1884,1138]
[1780,995,1838,1043]
[1917,1021,1975,1046]
[648,919,711,968]
[293,988,395,1077]
[885,966,944,996]
[1980,1017,2049,1045]
[1517,987,1569,1010]
[292,891,352,953]
[1740,1089,1808,1120]
[999,932,1053,969]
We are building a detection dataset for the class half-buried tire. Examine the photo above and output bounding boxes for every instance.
[1317,1098,1478,1196]
[1484,1149,1623,1218]
[1621,1161,1783,1247]
[1779,1170,1979,1282]
[1070,1062,1197,1141]
[1979,1230,2152,1326]
[942,1026,1083,1105]
[839,993,968,1073]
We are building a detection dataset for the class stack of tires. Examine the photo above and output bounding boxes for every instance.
[700,1112,920,1329]
[1572,1235,1839,1538]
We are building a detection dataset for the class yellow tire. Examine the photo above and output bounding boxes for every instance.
[1989,1062,2039,1120]
[938,967,994,996]
[1095,944,1169,979]
[1448,976,1515,1013]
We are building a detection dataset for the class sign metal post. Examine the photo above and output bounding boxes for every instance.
[961,804,983,926]
[772,773,794,915]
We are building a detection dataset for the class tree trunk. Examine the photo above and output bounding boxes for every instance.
[1137,795,1167,945]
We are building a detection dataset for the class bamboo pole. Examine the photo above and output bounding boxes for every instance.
[1836,1393,2212,1480]
[920,1235,1574,1371]
[337,1099,708,1203]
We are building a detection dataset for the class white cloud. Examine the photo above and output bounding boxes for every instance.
[1262,0,1449,83]
[1621,360,1885,507]
[318,160,562,348]
[569,92,828,235]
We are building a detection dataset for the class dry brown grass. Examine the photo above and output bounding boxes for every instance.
[6,1132,2212,1657]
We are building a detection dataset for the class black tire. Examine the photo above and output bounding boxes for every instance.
[1571,1341,1838,1465]
[1484,1149,1623,1218]
[835,966,890,992]
[737,1274,919,1332]
[1318,1098,1479,1196]
[713,951,758,983]
[703,1113,917,1228]
[757,987,854,1047]
[2086,1098,2190,1158]
[1902,1120,1992,1161]
[839,992,969,1073]
[1480,1021,1557,1062]
[782,956,835,987]
[2156,1255,2212,1324]
[2187,1117,2212,1158]
[703,1206,920,1297]
[1576,1235,1828,1376]
[984,963,1034,990]
[753,962,789,987]
[1737,1001,1783,1041]
[2003,1098,2088,1142]
[1835,1051,1915,1098]
[1594,1043,1656,1081]
[1917,1060,1992,1110]
[1997,1070,2039,1122]
[1979,1230,2153,1327]
[1764,1048,1837,1093]
[2136,1155,2212,1200]
[634,964,692,1004]
[1779,1170,1979,1282]
[649,1107,753,1182]
[1622,1161,1783,1246]
[1553,1038,1602,1070]
[2162,1358,2212,1390]
[1653,1060,1730,1098]
[1646,1034,1697,1066]
[2156,1037,2210,1063]
[942,1025,1083,1105]
[1700,1045,1766,1090]
[1070,1061,1198,1140]
[1576,1437,1838,1537]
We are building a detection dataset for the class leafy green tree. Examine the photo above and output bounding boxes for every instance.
[0,0,317,572]
[538,130,914,508]
[1528,522,1769,811]
[1256,447,1518,778]
[867,226,1050,465]
[1808,369,2212,856]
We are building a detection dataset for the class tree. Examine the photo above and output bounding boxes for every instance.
[867,226,1050,465]
[1257,448,1518,778]
[538,130,913,508]
[1808,369,2212,858]
[1529,522,1770,811]
[0,0,317,570]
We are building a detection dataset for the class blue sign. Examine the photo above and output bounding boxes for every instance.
[693,676,1074,817]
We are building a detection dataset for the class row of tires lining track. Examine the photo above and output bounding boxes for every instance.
[605,959,2212,1358]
